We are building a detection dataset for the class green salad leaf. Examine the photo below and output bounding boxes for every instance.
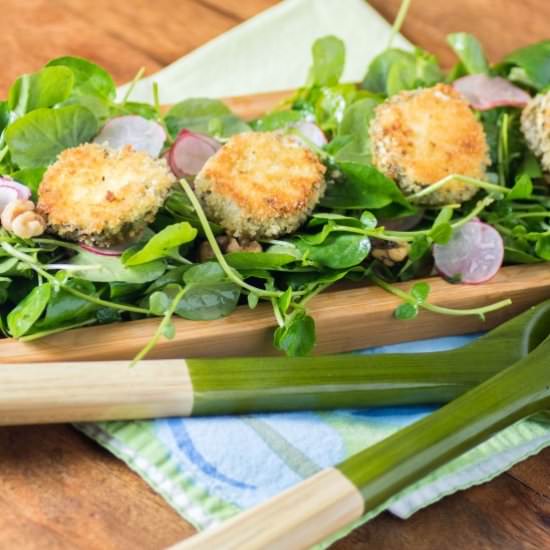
[46,56,117,100]
[503,40,550,90]
[307,35,346,87]
[7,283,51,337]
[8,66,75,116]
[6,105,98,168]
[164,98,250,138]
[124,222,197,266]
[447,33,489,75]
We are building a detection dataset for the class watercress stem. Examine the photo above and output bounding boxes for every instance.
[1,242,150,316]
[179,178,281,299]
[409,174,510,202]
[370,274,512,318]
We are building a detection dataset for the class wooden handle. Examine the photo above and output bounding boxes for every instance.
[169,468,364,550]
[1,264,549,363]
[0,360,193,425]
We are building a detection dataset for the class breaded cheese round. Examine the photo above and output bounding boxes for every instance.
[521,91,550,175]
[370,83,490,205]
[37,143,175,246]
[194,132,326,239]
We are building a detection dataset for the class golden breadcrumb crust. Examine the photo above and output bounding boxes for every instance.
[194,132,326,239]
[370,84,489,205]
[521,91,550,175]
[37,143,175,246]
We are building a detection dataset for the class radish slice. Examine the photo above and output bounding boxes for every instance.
[453,74,531,111]
[93,115,166,158]
[292,121,327,148]
[79,243,125,257]
[168,129,221,178]
[0,178,32,215]
[433,220,504,284]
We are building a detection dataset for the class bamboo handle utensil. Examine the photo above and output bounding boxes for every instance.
[171,331,550,550]
[1,302,549,426]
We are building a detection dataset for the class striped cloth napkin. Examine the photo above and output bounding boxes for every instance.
[80,0,550,546]
[79,335,550,548]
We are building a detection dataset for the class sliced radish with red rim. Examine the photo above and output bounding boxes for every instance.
[433,220,504,284]
[292,121,327,148]
[168,129,221,178]
[93,115,166,158]
[452,74,531,111]
[0,178,32,215]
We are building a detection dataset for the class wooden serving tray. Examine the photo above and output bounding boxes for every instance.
[1,90,549,363]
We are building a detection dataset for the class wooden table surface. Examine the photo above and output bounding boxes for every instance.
[1,1,549,548]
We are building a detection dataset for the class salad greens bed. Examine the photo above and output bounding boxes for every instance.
[0,31,549,358]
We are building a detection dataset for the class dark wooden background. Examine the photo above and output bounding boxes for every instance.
[1,1,549,548]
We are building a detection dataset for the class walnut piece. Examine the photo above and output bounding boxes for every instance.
[1,199,46,238]
[372,242,410,267]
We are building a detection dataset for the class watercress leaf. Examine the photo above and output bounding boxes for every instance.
[309,212,364,229]
[508,173,533,200]
[0,101,9,134]
[68,249,166,283]
[446,33,489,75]
[109,282,145,299]
[307,35,346,87]
[146,265,189,293]
[6,105,98,169]
[297,233,371,269]
[504,246,542,264]
[124,222,197,266]
[7,283,51,337]
[149,291,170,316]
[225,252,297,270]
[247,292,259,309]
[429,222,453,244]
[251,110,305,131]
[113,101,158,120]
[46,56,117,100]
[503,40,550,91]
[362,48,442,96]
[394,302,418,320]
[0,277,11,305]
[322,161,411,210]
[336,98,380,158]
[164,98,250,138]
[278,287,293,315]
[163,320,176,339]
[433,206,454,227]
[34,279,98,331]
[183,262,226,284]
[535,235,550,261]
[360,211,378,229]
[409,236,431,261]
[176,281,240,321]
[8,66,75,116]
[411,281,430,304]
[274,313,316,356]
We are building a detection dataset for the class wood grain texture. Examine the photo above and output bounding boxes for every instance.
[1,1,550,549]
[1,264,549,362]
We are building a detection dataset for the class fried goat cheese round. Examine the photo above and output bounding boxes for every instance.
[37,143,175,246]
[194,132,326,239]
[521,91,550,176]
[370,83,490,205]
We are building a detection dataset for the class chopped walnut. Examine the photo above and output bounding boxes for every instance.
[198,235,262,262]
[1,199,46,239]
[372,241,410,267]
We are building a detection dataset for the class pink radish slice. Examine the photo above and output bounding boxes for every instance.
[0,178,32,215]
[93,115,166,158]
[452,74,531,111]
[168,129,221,178]
[433,220,504,284]
[293,121,327,148]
